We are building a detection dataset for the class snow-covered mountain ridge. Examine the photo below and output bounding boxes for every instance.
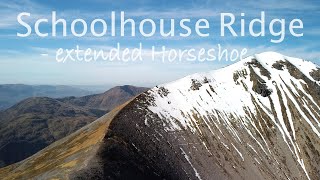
[142,52,320,179]
[1,52,319,180]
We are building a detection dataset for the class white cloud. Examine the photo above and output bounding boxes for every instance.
[0,0,47,28]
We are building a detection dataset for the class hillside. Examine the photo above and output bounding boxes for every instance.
[59,85,149,111]
[0,85,148,168]
[1,52,319,180]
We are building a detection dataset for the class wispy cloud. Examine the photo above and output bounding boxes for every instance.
[0,0,47,28]
[0,0,319,85]
[244,0,318,11]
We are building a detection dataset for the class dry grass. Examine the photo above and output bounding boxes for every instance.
[0,102,129,180]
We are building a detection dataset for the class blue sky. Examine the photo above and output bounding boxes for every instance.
[0,0,319,86]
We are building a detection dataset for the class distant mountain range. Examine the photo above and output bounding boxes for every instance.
[58,85,148,111]
[0,85,148,168]
[0,84,94,110]
[1,52,319,180]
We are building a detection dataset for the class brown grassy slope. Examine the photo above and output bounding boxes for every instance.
[0,85,148,168]
[0,102,129,180]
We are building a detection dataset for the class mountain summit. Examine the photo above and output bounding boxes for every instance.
[1,52,319,180]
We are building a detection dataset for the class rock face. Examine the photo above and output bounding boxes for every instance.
[1,52,319,180]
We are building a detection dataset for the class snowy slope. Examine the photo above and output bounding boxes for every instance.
[145,52,320,179]
[2,52,319,180]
